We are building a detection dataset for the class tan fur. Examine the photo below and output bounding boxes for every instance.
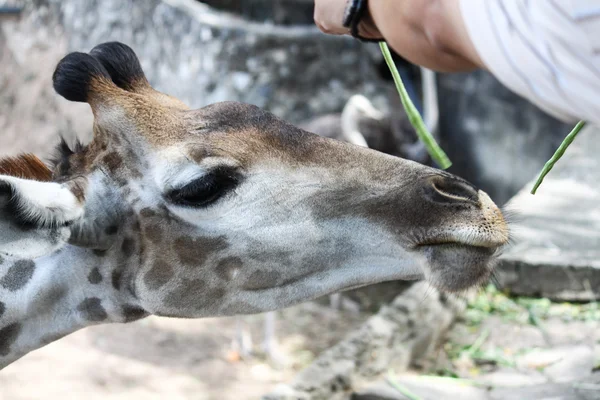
[88,77,187,145]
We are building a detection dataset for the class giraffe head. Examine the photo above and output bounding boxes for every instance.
[2,42,509,320]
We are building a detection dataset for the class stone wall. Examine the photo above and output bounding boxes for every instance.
[437,71,573,205]
[0,0,384,158]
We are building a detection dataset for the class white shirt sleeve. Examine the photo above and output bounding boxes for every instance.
[459,0,600,125]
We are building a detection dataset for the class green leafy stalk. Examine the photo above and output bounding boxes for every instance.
[379,42,452,169]
[531,120,586,194]
[465,327,490,356]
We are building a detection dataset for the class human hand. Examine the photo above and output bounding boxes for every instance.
[314,0,383,40]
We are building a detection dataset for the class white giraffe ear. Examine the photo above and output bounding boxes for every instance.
[0,155,86,259]
[0,176,85,229]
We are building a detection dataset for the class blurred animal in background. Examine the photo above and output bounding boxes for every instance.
[300,93,430,164]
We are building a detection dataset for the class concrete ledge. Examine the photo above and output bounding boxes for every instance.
[262,283,465,400]
[351,371,600,400]
[497,125,600,301]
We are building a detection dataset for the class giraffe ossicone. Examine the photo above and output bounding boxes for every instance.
[0,42,509,369]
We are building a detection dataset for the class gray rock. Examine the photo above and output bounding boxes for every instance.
[350,382,407,400]
[354,371,600,400]
[496,125,600,300]
[263,283,465,400]
[477,368,548,388]
[541,346,596,383]
[490,373,600,400]
[352,375,490,400]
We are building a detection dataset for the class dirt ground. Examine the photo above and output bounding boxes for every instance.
[0,301,369,400]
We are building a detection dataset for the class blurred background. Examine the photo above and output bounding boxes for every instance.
[1,1,599,399]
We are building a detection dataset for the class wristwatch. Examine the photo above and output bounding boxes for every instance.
[342,0,380,42]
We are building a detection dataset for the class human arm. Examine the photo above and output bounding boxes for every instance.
[314,0,485,72]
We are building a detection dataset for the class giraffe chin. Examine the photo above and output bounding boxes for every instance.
[420,243,499,293]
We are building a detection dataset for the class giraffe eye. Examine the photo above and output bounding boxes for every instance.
[166,167,241,208]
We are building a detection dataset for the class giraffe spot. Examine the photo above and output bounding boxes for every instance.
[131,219,141,232]
[121,237,135,258]
[0,302,4,319]
[112,270,123,290]
[0,322,21,356]
[144,260,174,290]
[101,152,123,173]
[173,236,228,266]
[215,257,244,281]
[111,134,122,146]
[127,278,138,297]
[88,267,102,284]
[139,208,157,218]
[164,278,226,313]
[69,181,86,203]
[77,298,108,321]
[122,305,149,322]
[189,147,210,162]
[143,223,164,244]
[158,205,176,223]
[130,168,143,179]
[137,240,147,268]
[39,285,68,312]
[242,269,282,290]
[31,286,67,316]
[113,175,128,187]
[93,249,107,257]
[164,278,207,309]
[0,260,35,292]
[104,225,119,235]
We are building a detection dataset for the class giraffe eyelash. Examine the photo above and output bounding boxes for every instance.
[165,166,242,208]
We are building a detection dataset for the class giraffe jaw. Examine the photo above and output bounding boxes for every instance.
[417,243,500,293]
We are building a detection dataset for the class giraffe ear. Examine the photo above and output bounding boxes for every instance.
[52,52,113,103]
[0,156,86,258]
[90,42,150,92]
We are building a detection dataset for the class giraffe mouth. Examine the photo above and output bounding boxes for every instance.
[413,225,509,251]
[417,242,501,292]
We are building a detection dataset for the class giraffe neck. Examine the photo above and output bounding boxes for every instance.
[0,245,147,369]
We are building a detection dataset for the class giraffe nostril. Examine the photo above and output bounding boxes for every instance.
[426,175,479,205]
